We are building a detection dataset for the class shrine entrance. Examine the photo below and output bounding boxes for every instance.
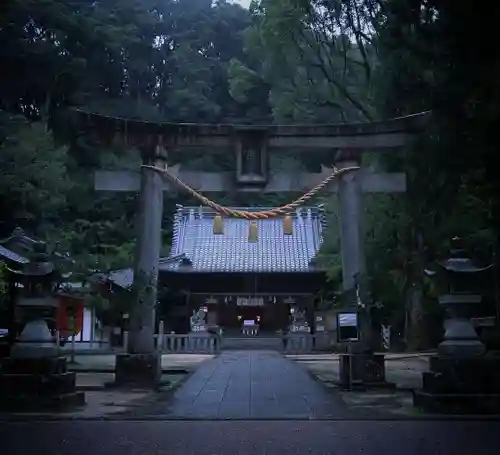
[185,292,311,337]
[233,297,266,333]
[221,296,288,335]
[74,109,428,383]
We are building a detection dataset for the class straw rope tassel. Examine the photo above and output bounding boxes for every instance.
[283,214,293,235]
[248,220,258,243]
[213,214,224,235]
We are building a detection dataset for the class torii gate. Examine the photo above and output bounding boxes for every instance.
[74,110,428,386]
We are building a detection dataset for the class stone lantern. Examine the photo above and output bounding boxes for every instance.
[413,238,500,414]
[434,239,491,357]
[0,241,85,411]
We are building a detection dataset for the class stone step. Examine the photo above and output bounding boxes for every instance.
[0,356,68,375]
[422,371,498,394]
[0,391,85,412]
[413,389,500,414]
[0,371,77,396]
[221,337,283,351]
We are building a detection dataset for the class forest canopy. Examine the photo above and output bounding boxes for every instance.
[1,0,499,348]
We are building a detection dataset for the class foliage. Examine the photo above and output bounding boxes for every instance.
[0,0,498,349]
[0,113,70,231]
[0,263,8,303]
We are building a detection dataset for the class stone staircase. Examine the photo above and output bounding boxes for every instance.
[221,335,284,351]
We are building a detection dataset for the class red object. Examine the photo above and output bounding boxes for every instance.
[56,295,84,337]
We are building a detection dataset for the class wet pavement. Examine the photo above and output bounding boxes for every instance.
[1,350,499,454]
[2,420,499,455]
[143,350,348,419]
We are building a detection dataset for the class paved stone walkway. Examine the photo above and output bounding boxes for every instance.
[145,351,348,419]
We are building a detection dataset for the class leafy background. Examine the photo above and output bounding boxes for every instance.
[1,0,499,349]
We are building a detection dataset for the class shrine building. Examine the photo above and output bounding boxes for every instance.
[106,205,328,335]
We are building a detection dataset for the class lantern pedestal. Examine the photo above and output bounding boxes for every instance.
[0,319,85,412]
[437,294,486,358]
[413,294,500,413]
[413,354,500,414]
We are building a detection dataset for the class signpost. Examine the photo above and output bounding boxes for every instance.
[337,312,360,391]
[337,312,359,343]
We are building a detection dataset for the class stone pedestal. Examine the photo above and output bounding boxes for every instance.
[438,317,486,358]
[0,319,85,411]
[284,332,313,352]
[338,353,394,389]
[10,319,59,358]
[0,356,85,411]
[114,353,161,388]
[413,354,500,414]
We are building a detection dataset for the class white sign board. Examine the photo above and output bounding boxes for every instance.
[337,312,359,342]
[338,313,358,327]
[237,297,264,307]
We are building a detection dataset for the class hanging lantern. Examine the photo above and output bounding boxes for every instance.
[213,214,224,235]
[248,220,258,243]
[283,214,293,235]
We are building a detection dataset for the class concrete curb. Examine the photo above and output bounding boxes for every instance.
[1,414,500,422]
[0,359,214,421]
[71,368,189,374]
[289,355,432,362]
[109,355,218,419]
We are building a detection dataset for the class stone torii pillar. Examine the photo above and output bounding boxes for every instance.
[336,149,365,293]
[114,143,166,387]
[335,151,394,387]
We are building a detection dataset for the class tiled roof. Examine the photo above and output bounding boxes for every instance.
[437,258,493,273]
[106,268,134,289]
[103,255,189,289]
[163,206,326,273]
[0,227,37,252]
[0,245,29,264]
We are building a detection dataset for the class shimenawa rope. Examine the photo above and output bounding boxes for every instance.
[141,164,360,220]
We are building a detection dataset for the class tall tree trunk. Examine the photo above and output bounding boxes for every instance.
[404,228,426,350]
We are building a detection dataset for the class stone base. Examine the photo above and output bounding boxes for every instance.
[1,356,68,374]
[114,353,161,388]
[1,371,78,396]
[413,390,500,414]
[0,356,85,411]
[425,355,500,394]
[339,353,394,389]
[413,354,500,414]
[438,339,486,358]
[0,391,85,412]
